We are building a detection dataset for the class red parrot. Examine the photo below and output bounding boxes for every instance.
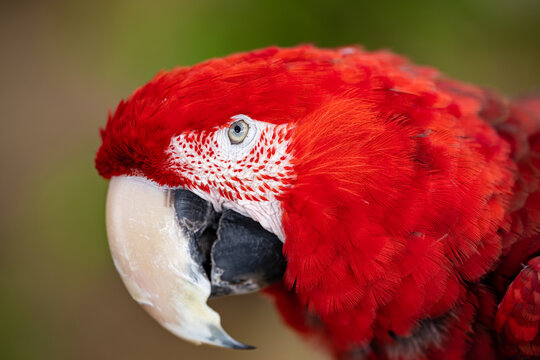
[95,46,540,359]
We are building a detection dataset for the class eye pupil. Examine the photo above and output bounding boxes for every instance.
[234,125,242,133]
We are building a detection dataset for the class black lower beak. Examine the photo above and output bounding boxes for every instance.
[173,189,287,298]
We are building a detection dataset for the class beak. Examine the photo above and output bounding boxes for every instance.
[105,175,285,349]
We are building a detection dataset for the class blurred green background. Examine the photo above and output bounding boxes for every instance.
[1,0,539,359]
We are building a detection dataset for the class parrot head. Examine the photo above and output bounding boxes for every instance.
[96,45,429,349]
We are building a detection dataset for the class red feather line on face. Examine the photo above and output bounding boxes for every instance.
[167,121,294,203]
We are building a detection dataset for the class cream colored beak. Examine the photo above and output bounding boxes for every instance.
[105,175,250,348]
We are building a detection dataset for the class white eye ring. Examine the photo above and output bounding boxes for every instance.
[228,119,249,144]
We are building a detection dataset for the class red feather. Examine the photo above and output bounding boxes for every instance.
[495,257,540,357]
[96,46,540,359]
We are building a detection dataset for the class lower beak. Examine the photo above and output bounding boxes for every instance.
[105,175,285,348]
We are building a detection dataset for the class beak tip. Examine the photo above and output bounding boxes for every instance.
[220,337,256,350]
[232,344,256,350]
[220,341,256,350]
[203,324,256,350]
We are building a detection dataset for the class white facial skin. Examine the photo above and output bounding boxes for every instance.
[168,114,295,241]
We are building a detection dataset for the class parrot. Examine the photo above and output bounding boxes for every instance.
[95,45,540,359]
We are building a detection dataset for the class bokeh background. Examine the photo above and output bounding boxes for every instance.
[1,0,540,359]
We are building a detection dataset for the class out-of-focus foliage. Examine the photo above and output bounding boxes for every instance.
[0,0,538,359]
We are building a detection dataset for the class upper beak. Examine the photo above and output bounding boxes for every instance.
[105,175,285,349]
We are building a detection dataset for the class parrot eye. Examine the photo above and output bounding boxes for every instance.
[228,120,249,144]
